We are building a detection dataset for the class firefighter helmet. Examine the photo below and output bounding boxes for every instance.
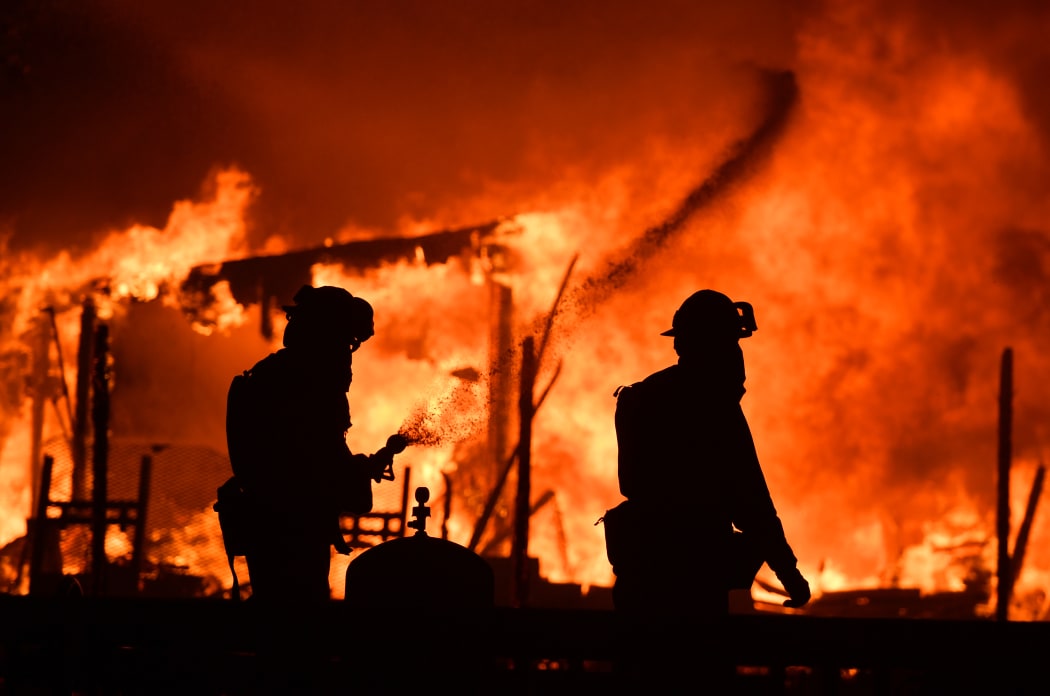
[661,289,756,340]
[282,285,375,350]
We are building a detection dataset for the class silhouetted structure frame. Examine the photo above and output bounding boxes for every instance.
[338,466,413,548]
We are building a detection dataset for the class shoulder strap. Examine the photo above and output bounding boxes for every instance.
[227,555,241,601]
[212,495,242,601]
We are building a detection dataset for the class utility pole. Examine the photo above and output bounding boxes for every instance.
[996,347,1012,622]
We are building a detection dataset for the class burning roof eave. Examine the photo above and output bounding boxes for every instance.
[179,220,504,337]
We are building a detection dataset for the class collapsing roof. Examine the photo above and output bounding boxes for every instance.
[179,221,503,337]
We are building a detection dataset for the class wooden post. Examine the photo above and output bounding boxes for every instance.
[469,255,573,553]
[399,466,413,538]
[91,323,111,596]
[511,336,536,608]
[441,472,453,541]
[996,347,1013,622]
[28,455,54,596]
[72,298,96,502]
[130,454,153,592]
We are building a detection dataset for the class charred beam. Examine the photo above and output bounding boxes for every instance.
[469,254,574,552]
[91,324,111,597]
[511,335,537,608]
[441,472,453,541]
[130,454,153,591]
[72,297,95,501]
[27,454,54,596]
[488,279,514,484]
[27,317,48,519]
[1010,463,1045,593]
[467,363,561,553]
[43,307,75,436]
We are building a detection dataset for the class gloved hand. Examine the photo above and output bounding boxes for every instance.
[369,434,409,481]
[778,568,811,608]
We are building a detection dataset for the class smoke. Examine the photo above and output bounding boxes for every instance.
[1,0,810,255]
[4,1,1047,258]
[567,69,799,321]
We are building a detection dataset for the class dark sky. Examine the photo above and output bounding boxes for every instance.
[3,0,1048,259]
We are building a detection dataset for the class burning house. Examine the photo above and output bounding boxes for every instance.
[3,0,1050,630]
[0,204,600,604]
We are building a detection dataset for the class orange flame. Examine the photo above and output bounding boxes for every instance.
[2,3,1050,618]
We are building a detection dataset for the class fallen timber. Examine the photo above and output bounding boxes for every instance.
[0,595,1045,694]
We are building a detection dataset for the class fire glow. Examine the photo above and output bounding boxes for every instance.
[2,2,1050,619]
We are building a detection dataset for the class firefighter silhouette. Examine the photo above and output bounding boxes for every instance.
[610,289,810,615]
[224,284,407,602]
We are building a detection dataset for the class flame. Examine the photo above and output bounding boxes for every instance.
[0,168,255,588]
[2,3,1050,617]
